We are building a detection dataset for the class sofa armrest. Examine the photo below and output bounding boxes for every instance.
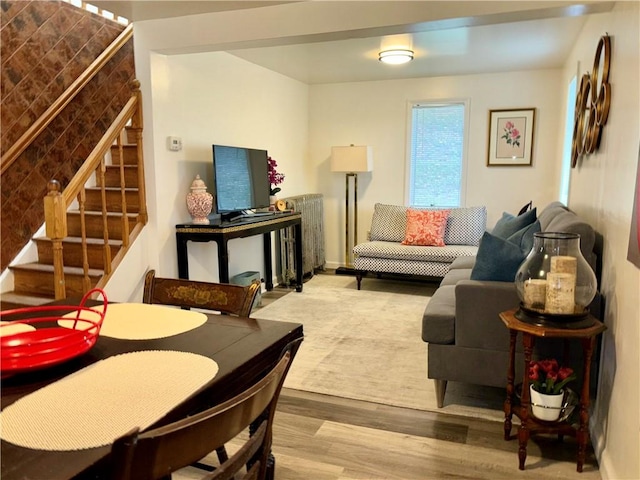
[454,280,520,351]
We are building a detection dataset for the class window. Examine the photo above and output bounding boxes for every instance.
[560,75,577,205]
[408,101,467,208]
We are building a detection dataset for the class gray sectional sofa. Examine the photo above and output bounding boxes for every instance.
[422,201,602,407]
[353,203,487,289]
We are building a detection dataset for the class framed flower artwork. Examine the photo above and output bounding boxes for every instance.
[487,108,536,166]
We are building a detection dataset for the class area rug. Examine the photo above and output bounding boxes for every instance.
[253,274,505,422]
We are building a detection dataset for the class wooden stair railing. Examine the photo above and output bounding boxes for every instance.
[44,81,147,299]
[0,24,134,175]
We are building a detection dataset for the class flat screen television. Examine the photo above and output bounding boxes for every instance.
[212,144,271,220]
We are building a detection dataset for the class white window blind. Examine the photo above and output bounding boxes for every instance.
[409,102,465,208]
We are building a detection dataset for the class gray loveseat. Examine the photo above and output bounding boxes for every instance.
[353,203,487,289]
[422,201,602,407]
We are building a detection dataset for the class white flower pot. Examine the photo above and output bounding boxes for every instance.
[530,384,564,422]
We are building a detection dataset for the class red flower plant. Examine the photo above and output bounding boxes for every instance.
[528,358,576,395]
[267,156,285,195]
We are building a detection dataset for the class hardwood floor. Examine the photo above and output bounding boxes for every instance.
[271,389,600,479]
[179,272,601,479]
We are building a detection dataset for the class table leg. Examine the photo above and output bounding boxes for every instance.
[518,333,535,470]
[176,234,190,279]
[218,239,230,284]
[263,232,273,291]
[576,336,595,472]
[504,329,517,440]
[294,222,303,292]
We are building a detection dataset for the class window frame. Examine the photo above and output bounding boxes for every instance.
[404,98,471,208]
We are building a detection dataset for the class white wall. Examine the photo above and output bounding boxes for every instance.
[150,51,310,283]
[309,70,562,267]
[108,31,309,299]
[560,3,640,479]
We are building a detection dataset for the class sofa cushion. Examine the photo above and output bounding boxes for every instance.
[492,207,537,238]
[545,210,596,259]
[354,241,477,263]
[449,256,476,270]
[402,209,450,246]
[421,285,456,344]
[470,232,526,282]
[439,268,471,286]
[369,203,487,246]
[537,201,569,230]
[353,257,453,278]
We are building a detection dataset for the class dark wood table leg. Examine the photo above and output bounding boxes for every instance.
[504,329,517,440]
[263,232,273,291]
[217,239,230,283]
[577,336,595,472]
[294,221,303,292]
[518,333,535,470]
[176,233,190,279]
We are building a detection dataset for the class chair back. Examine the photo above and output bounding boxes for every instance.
[142,270,260,316]
[110,347,295,480]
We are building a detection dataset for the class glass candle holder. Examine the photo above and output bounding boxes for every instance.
[515,232,597,320]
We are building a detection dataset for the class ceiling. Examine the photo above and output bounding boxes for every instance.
[90,1,615,85]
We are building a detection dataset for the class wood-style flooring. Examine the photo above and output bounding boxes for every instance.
[179,273,601,480]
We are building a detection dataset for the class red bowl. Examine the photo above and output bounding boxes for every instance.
[1,289,107,377]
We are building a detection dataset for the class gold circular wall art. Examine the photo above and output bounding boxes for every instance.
[571,34,611,168]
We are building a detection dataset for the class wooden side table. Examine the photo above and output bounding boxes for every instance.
[499,309,606,472]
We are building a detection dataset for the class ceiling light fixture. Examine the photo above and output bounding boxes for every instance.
[378,49,414,65]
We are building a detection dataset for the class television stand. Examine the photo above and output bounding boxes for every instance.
[221,211,276,222]
[175,212,304,292]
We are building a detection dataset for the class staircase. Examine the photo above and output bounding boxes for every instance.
[1,3,144,310]
[1,128,145,310]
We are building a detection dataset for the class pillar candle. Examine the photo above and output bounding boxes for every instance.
[551,255,577,276]
[545,272,576,314]
[523,279,547,310]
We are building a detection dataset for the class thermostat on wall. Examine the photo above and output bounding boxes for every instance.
[167,136,182,151]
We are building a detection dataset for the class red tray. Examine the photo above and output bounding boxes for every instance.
[1,289,107,378]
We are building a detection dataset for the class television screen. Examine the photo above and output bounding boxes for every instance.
[212,145,270,213]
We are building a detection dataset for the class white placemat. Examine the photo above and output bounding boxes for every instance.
[59,303,208,340]
[0,321,36,336]
[0,350,219,451]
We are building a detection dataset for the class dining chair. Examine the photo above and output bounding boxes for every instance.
[142,269,262,468]
[142,270,261,316]
[110,341,298,480]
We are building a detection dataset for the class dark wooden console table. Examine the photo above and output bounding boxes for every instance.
[500,309,606,472]
[176,212,303,292]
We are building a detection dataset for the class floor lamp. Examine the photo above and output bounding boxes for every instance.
[331,145,373,274]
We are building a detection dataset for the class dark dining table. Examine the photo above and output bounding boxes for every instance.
[0,300,303,480]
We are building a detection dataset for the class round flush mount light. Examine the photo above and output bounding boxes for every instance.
[378,49,414,65]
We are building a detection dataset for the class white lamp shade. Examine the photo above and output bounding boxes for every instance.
[331,146,373,173]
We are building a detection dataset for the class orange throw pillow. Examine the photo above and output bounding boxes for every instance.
[401,209,451,246]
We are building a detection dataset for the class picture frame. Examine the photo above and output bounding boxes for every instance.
[487,108,536,166]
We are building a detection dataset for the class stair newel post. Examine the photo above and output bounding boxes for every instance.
[131,79,148,225]
[44,180,67,300]
[99,157,112,274]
